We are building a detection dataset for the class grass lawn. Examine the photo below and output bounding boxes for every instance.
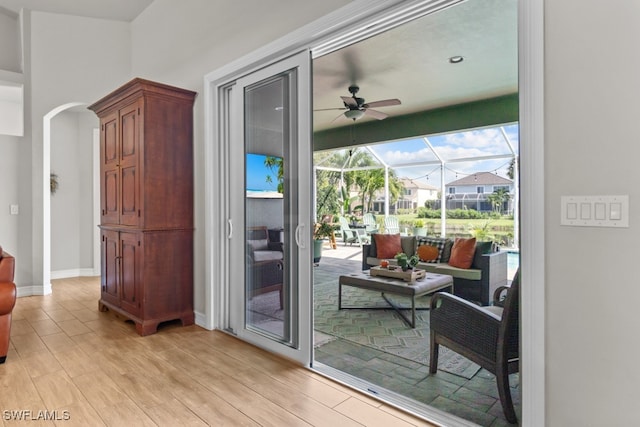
[386,215,515,246]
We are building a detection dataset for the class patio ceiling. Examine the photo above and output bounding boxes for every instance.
[312,0,518,151]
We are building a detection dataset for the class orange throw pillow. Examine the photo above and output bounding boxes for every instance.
[448,237,476,269]
[417,244,439,262]
[374,234,403,259]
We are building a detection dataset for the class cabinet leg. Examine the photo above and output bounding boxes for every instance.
[98,301,109,312]
[135,321,159,336]
[181,313,195,327]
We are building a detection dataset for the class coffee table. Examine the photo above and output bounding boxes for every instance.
[338,271,454,328]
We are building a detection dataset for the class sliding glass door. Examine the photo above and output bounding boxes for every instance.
[227,51,312,364]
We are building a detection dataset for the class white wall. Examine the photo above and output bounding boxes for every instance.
[50,110,96,275]
[545,1,640,425]
[0,12,20,72]
[0,135,20,256]
[16,11,131,290]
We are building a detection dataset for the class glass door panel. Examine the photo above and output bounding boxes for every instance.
[227,51,312,364]
[244,76,291,342]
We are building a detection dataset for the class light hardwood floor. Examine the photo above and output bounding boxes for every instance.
[1,277,437,427]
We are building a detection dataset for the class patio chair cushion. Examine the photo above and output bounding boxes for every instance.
[248,239,269,251]
[431,263,482,281]
[448,237,477,269]
[373,233,403,259]
[253,250,284,263]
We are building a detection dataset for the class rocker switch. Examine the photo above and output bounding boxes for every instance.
[561,195,629,228]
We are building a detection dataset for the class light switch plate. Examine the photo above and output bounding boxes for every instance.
[561,195,629,228]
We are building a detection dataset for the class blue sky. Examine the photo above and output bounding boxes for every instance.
[358,124,519,188]
[246,153,280,191]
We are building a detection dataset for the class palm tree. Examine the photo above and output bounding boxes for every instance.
[264,155,284,193]
[487,188,511,214]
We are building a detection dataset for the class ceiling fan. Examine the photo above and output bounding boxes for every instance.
[317,85,401,122]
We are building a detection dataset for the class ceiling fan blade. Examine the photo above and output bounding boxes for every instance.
[363,98,401,108]
[340,96,358,108]
[363,108,388,120]
[314,107,347,112]
[331,112,346,123]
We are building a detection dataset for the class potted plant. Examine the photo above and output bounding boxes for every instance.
[413,218,427,236]
[394,252,419,271]
[313,222,334,264]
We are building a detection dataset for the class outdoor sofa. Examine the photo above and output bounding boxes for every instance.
[362,234,508,306]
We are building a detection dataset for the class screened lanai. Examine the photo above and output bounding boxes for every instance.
[313,123,520,247]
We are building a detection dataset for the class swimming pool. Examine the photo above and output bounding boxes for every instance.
[506,250,520,279]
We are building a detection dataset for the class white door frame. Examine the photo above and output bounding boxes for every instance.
[203,1,545,425]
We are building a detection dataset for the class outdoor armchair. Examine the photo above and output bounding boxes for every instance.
[362,213,379,234]
[338,216,369,246]
[383,215,408,235]
[430,269,520,424]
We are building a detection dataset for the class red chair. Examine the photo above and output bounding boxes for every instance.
[0,246,17,364]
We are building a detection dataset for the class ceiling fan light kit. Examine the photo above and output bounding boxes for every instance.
[318,85,402,122]
[344,109,365,120]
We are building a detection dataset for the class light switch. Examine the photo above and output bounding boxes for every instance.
[594,203,606,220]
[561,195,629,228]
[610,203,622,221]
[580,203,591,220]
[10,204,18,215]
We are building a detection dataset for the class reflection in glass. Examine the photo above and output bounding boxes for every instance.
[244,75,292,343]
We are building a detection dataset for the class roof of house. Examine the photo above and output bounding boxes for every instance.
[446,171,513,187]
[399,177,438,191]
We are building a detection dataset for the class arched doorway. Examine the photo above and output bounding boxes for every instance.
[43,102,99,292]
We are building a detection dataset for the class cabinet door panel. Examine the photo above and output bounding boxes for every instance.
[121,106,138,159]
[119,103,140,226]
[101,230,120,307]
[120,166,137,224]
[103,168,119,223]
[103,116,118,164]
[101,112,120,224]
[120,232,140,316]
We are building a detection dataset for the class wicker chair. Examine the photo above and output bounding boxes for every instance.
[430,269,520,424]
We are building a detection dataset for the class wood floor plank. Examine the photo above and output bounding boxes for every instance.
[72,370,132,410]
[31,370,87,409]
[142,398,209,427]
[94,400,157,427]
[20,350,64,378]
[335,397,425,427]
[232,368,363,427]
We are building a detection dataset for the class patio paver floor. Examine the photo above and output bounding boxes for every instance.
[313,241,520,427]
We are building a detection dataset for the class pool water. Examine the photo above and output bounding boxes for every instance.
[506,251,520,279]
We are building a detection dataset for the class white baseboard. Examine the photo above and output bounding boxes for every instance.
[16,283,52,297]
[194,311,213,330]
[51,268,97,280]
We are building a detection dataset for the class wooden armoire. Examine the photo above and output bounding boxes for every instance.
[88,78,197,336]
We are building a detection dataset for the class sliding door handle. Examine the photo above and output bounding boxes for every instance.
[228,219,233,239]
[295,223,305,249]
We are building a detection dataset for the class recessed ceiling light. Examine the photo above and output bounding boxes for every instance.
[449,56,464,64]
